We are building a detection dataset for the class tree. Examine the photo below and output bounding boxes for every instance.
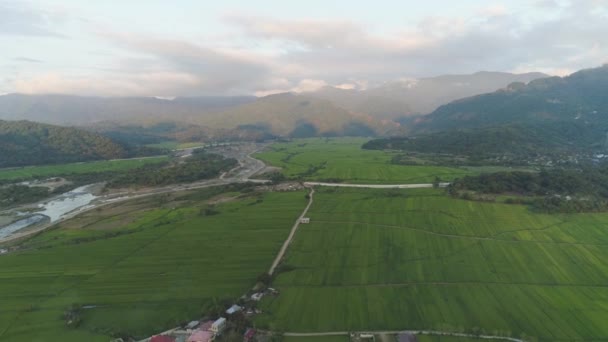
[433,176,441,188]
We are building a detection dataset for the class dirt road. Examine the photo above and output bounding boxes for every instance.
[283,330,525,342]
[268,187,314,275]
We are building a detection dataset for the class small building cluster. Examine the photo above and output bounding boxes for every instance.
[143,296,272,342]
[249,287,279,302]
[149,317,227,342]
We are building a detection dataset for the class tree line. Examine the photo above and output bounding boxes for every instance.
[448,166,608,213]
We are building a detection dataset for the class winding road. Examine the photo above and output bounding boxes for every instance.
[0,144,270,244]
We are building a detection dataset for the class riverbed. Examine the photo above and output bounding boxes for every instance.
[0,184,98,240]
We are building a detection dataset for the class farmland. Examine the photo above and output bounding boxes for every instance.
[254,138,472,184]
[257,187,608,341]
[0,156,169,181]
[0,187,307,341]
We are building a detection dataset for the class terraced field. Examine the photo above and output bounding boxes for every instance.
[255,138,472,184]
[257,188,608,341]
[0,187,306,341]
[0,156,169,181]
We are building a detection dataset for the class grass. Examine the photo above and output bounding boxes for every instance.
[0,156,169,181]
[257,187,608,341]
[255,138,472,184]
[0,187,307,341]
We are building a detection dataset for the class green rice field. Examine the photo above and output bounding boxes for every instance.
[0,156,169,181]
[257,187,608,341]
[0,188,306,341]
[255,138,472,184]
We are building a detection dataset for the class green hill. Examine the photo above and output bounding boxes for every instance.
[0,120,130,167]
[412,65,608,132]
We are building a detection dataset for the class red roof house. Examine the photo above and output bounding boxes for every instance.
[151,335,175,342]
[188,329,214,342]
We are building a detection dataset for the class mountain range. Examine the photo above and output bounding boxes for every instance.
[4,66,608,168]
[414,65,608,133]
[308,71,547,117]
[365,65,608,159]
[0,71,548,138]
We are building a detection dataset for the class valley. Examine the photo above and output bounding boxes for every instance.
[3,2,608,341]
[3,136,608,341]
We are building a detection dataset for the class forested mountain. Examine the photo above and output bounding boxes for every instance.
[0,94,256,126]
[0,93,392,137]
[0,120,131,167]
[306,86,414,119]
[0,71,547,139]
[308,71,547,117]
[200,93,395,137]
[413,65,608,132]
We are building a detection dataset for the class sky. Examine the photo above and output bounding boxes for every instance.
[0,0,607,97]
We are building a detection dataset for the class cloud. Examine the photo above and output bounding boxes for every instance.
[95,32,277,95]
[0,1,67,37]
[13,57,43,63]
[231,1,608,83]
[8,0,608,96]
[13,72,201,97]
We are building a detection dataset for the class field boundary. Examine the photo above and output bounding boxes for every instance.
[303,182,450,189]
[282,330,525,342]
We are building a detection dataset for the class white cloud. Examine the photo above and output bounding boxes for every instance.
[0,1,68,37]
[13,72,201,97]
[8,1,608,96]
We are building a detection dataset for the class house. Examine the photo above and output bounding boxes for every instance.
[251,292,264,301]
[226,304,243,315]
[397,332,418,342]
[151,335,176,342]
[360,334,375,341]
[188,330,214,342]
[300,217,310,224]
[200,320,214,331]
[210,317,227,335]
[186,320,200,330]
[243,328,256,342]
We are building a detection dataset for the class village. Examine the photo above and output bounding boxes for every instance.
[126,287,281,342]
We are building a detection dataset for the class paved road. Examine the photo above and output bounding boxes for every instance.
[283,330,525,342]
[268,187,315,275]
[303,182,450,189]
[0,146,270,244]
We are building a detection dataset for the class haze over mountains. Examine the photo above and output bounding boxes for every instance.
[0,71,548,138]
[364,65,608,160]
[415,65,608,132]
[4,64,607,169]
[309,71,547,117]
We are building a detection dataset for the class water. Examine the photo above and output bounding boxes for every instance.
[0,214,48,239]
[37,185,98,222]
[0,184,98,240]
